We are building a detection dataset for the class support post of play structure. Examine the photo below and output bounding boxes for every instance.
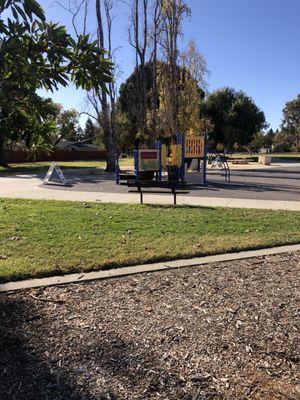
[133,150,139,180]
[114,154,120,185]
[177,132,185,182]
[197,158,201,173]
[203,132,208,186]
[156,140,162,181]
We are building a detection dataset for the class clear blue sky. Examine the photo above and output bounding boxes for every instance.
[39,0,300,130]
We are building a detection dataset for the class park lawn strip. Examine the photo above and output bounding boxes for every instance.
[0,198,300,283]
[227,152,300,162]
[0,158,133,175]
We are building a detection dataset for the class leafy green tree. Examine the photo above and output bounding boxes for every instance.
[83,118,96,143]
[200,88,266,152]
[0,0,112,163]
[249,131,266,153]
[264,128,275,151]
[119,62,155,147]
[273,131,294,153]
[281,94,300,151]
[27,123,57,162]
[55,108,80,144]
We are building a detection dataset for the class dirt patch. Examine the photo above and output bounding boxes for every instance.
[0,252,299,399]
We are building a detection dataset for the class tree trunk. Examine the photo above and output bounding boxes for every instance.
[101,104,116,171]
[150,0,161,138]
[296,134,300,152]
[0,135,6,165]
[160,0,190,139]
[131,0,148,145]
[96,0,116,172]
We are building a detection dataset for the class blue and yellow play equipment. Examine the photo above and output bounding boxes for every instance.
[115,132,208,185]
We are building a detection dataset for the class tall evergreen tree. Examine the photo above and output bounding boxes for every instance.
[83,118,96,143]
[264,128,275,150]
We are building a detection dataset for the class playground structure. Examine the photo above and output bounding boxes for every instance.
[114,133,211,204]
[207,151,231,183]
[43,163,70,186]
[115,133,208,187]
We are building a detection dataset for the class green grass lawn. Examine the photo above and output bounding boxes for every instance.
[0,158,133,175]
[1,153,299,175]
[0,198,300,283]
[227,153,300,162]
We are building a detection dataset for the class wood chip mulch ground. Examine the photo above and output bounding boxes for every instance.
[0,252,299,400]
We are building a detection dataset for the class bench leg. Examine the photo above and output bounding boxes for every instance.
[137,185,143,204]
[172,188,177,205]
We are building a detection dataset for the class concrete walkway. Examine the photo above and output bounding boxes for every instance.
[1,175,300,210]
[1,243,300,292]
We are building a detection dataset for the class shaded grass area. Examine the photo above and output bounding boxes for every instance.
[0,198,300,283]
[0,158,133,175]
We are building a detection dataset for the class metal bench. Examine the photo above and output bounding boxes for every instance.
[127,180,189,205]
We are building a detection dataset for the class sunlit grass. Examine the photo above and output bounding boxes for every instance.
[0,198,299,282]
[0,158,133,174]
[227,152,300,161]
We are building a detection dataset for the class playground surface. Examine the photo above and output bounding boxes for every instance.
[1,251,299,399]
[1,164,300,210]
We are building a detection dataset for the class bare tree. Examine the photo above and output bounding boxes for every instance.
[55,0,89,37]
[178,39,208,135]
[160,0,190,138]
[93,0,117,171]
[56,0,117,171]
[180,39,208,90]
[149,0,162,137]
[128,0,150,144]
